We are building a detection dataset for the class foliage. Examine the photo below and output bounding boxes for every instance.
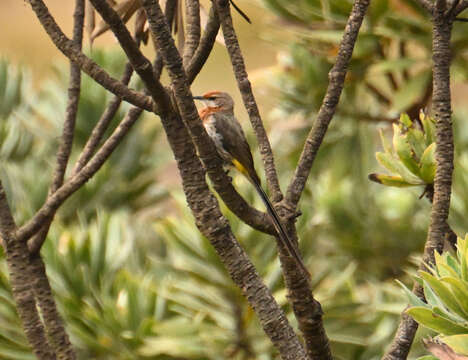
[401,235,468,358]
[369,112,436,187]
[264,0,468,119]
[1,0,468,358]
[0,53,169,225]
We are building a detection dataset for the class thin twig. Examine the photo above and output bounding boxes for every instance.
[17,107,144,243]
[72,2,176,176]
[183,0,201,67]
[26,0,154,112]
[72,63,134,175]
[286,0,371,207]
[88,0,169,111]
[186,5,220,84]
[215,0,283,203]
[29,0,86,254]
[0,183,56,360]
[141,2,307,358]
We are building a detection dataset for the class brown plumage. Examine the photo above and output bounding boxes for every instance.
[193,91,310,278]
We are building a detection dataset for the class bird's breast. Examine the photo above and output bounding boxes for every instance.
[203,115,233,164]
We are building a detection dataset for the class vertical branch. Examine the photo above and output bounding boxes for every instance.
[383,1,455,359]
[72,63,134,175]
[139,2,308,358]
[29,0,85,253]
[29,255,76,359]
[214,0,283,203]
[0,183,55,360]
[278,226,332,360]
[285,0,371,208]
[186,6,220,84]
[183,0,201,67]
[425,0,454,267]
[24,2,86,359]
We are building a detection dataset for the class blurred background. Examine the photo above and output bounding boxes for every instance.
[1,0,468,359]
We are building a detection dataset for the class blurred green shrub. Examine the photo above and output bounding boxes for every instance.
[401,235,468,359]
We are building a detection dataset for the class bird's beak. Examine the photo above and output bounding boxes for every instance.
[192,96,205,100]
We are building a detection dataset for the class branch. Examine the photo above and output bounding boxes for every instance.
[29,0,86,254]
[453,0,468,16]
[286,0,371,207]
[71,62,134,176]
[215,0,283,203]
[277,225,332,360]
[186,6,220,84]
[87,0,274,235]
[183,0,201,67]
[29,254,76,359]
[26,0,154,112]
[140,2,307,358]
[424,0,454,302]
[24,2,84,359]
[71,1,176,177]
[416,0,435,13]
[0,183,55,360]
[383,3,455,358]
[17,107,144,242]
[87,0,169,110]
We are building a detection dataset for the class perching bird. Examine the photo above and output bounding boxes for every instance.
[193,91,309,277]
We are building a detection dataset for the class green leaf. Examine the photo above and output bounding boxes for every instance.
[421,111,435,146]
[407,128,427,160]
[368,173,418,187]
[396,279,428,308]
[440,277,468,317]
[458,237,468,282]
[420,271,468,319]
[407,307,468,335]
[375,152,423,184]
[440,334,468,355]
[419,143,436,184]
[379,128,392,153]
[400,113,412,128]
[393,124,421,177]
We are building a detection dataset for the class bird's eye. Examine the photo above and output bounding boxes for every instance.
[208,97,217,100]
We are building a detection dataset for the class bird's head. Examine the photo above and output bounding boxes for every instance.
[193,91,234,111]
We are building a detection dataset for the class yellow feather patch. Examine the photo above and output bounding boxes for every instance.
[232,159,249,177]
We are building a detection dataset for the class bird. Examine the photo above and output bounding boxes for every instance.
[193,90,310,278]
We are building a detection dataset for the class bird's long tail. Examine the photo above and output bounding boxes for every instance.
[252,181,310,278]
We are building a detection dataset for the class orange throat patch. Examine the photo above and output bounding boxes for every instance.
[199,106,222,123]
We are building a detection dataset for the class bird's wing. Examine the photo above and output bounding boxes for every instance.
[212,112,260,184]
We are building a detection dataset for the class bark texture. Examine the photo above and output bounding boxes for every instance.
[0,184,56,360]
[286,0,371,208]
[383,1,455,358]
